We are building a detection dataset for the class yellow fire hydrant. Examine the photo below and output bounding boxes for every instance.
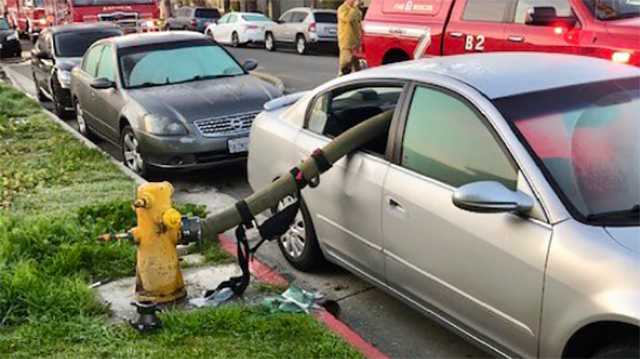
[130,181,186,303]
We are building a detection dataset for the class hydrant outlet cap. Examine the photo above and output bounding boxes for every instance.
[162,208,182,229]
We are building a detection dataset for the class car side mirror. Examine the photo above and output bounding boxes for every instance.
[452,181,533,214]
[90,77,115,90]
[242,59,258,72]
[31,48,51,60]
[526,6,577,27]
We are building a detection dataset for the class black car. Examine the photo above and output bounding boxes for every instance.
[31,23,122,117]
[0,18,21,59]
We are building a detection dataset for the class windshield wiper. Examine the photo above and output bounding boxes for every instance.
[587,204,640,223]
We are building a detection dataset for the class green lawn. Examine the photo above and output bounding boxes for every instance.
[0,84,361,358]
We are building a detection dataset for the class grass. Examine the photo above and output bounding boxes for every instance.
[0,83,361,357]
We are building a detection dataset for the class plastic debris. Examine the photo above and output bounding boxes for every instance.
[189,287,236,308]
[262,286,324,313]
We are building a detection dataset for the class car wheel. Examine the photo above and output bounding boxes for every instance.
[51,77,70,119]
[74,100,96,140]
[296,35,307,55]
[33,72,47,102]
[591,341,639,358]
[231,32,240,47]
[121,125,149,177]
[273,195,325,271]
[265,32,275,51]
[206,29,214,40]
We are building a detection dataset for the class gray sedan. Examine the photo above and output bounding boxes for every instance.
[248,53,640,358]
[70,31,281,175]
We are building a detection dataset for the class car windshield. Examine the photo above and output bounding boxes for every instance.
[242,14,269,21]
[119,40,245,89]
[72,0,153,5]
[0,19,10,30]
[313,12,337,23]
[54,30,122,57]
[195,9,220,18]
[494,77,640,225]
[582,0,640,20]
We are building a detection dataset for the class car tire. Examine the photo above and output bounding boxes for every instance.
[273,195,325,272]
[231,32,240,47]
[265,32,276,51]
[33,72,47,102]
[51,76,70,119]
[74,99,96,141]
[120,125,149,177]
[296,35,307,55]
[206,29,214,40]
[591,341,639,358]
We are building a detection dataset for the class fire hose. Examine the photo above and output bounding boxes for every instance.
[194,109,394,299]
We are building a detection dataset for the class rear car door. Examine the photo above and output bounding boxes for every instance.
[74,44,103,135]
[382,84,551,357]
[295,81,407,280]
[443,0,512,55]
[503,0,580,53]
[91,44,123,142]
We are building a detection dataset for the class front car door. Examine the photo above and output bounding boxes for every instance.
[294,81,407,280]
[92,43,123,142]
[382,84,552,357]
[444,0,512,55]
[503,0,581,53]
[32,30,53,95]
[275,11,294,42]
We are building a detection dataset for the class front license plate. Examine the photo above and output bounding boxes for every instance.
[228,137,250,153]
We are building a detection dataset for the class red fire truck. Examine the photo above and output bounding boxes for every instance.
[4,0,160,39]
[360,0,640,67]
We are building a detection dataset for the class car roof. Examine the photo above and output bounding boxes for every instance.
[359,53,640,99]
[108,31,207,49]
[47,22,122,35]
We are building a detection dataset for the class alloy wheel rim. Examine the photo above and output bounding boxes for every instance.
[76,103,86,134]
[233,33,239,46]
[123,132,144,172]
[278,195,306,258]
[297,38,305,54]
[266,35,273,49]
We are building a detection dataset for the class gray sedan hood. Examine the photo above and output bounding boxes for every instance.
[127,75,279,122]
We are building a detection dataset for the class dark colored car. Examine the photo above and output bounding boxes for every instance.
[166,7,221,33]
[70,32,282,176]
[31,23,123,117]
[0,18,21,58]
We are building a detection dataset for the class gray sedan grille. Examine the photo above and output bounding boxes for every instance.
[194,112,259,137]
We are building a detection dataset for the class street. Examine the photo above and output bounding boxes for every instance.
[1,39,484,358]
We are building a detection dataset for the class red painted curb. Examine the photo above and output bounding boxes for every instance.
[217,234,389,359]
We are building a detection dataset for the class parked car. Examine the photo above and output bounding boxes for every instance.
[0,17,21,58]
[205,12,274,47]
[360,0,640,67]
[248,53,640,358]
[70,32,281,176]
[31,22,123,117]
[166,7,221,33]
[264,7,337,55]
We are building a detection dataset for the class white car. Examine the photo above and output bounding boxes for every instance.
[205,12,274,47]
[248,53,640,358]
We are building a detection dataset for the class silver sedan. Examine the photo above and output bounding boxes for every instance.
[248,53,640,358]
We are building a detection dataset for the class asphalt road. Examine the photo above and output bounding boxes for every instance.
[1,40,486,358]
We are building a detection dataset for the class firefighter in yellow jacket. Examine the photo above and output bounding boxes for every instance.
[337,0,363,75]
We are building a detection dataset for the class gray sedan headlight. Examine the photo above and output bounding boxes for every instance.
[57,70,72,88]
[143,114,188,136]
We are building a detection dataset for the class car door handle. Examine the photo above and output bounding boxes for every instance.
[388,197,405,212]
[508,35,525,43]
[449,31,463,38]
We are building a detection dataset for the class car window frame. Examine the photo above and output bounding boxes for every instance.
[280,11,294,23]
[509,0,575,24]
[95,43,116,83]
[303,79,411,161]
[392,82,520,190]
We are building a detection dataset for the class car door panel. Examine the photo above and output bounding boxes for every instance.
[382,84,550,357]
[92,44,123,142]
[295,129,388,278]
